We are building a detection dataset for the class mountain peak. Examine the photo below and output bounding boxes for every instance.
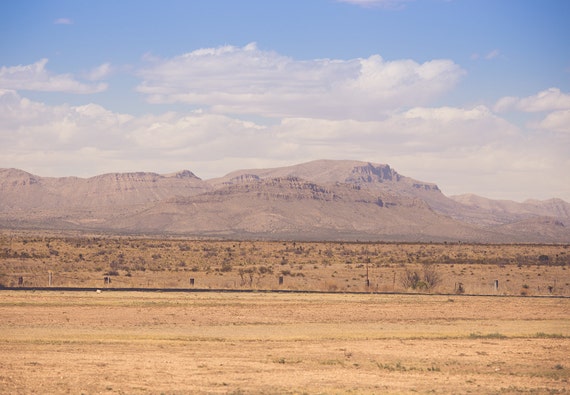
[166,170,201,180]
[0,168,41,187]
[347,162,400,183]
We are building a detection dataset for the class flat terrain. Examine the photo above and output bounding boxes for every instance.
[1,234,569,296]
[0,291,568,394]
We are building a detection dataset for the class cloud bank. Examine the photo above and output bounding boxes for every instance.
[137,43,464,120]
[1,87,567,200]
[0,44,568,201]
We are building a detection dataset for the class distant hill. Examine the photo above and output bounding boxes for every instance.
[1,160,568,242]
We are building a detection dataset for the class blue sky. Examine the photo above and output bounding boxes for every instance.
[1,0,569,201]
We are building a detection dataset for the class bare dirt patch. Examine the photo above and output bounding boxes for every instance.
[0,291,568,394]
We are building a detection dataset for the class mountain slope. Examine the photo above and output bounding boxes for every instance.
[0,161,568,242]
[113,176,499,241]
[452,194,570,220]
[0,168,208,209]
[209,159,439,192]
[0,168,210,226]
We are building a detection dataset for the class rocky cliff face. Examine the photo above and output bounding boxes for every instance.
[346,163,401,183]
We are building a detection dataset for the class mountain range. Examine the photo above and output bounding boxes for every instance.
[1,160,569,242]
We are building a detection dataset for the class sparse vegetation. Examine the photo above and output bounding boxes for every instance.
[0,233,568,295]
[469,332,507,339]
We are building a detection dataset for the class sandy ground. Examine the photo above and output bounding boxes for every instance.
[0,291,568,394]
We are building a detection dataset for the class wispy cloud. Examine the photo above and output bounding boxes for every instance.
[0,59,107,94]
[54,18,73,25]
[86,63,113,81]
[495,88,570,113]
[471,49,501,61]
[484,49,501,60]
[137,43,464,120]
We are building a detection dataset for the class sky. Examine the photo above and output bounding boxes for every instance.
[1,0,569,202]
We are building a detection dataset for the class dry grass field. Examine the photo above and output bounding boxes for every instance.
[1,234,569,393]
[1,233,569,296]
[0,290,568,394]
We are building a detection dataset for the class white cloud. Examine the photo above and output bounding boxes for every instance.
[137,43,464,120]
[277,105,517,154]
[0,89,131,150]
[495,87,570,113]
[1,90,567,201]
[0,59,107,94]
[494,88,570,135]
[54,18,73,25]
[537,109,570,134]
[86,63,113,81]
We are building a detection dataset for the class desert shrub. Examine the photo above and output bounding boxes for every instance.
[401,263,442,290]
[422,264,442,288]
[535,332,566,339]
[238,267,257,286]
[204,250,218,258]
[401,270,421,289]
[455,283,465,294]
[258,265,273,275]
[178,244,191,251]
[469,332,506,339]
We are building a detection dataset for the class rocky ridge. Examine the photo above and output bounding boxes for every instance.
[0,160,568,242]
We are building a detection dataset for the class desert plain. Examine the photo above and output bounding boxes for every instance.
[0,291,568,394]
[0,234,569,393]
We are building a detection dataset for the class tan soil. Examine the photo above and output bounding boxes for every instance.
[0,291,568,394]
